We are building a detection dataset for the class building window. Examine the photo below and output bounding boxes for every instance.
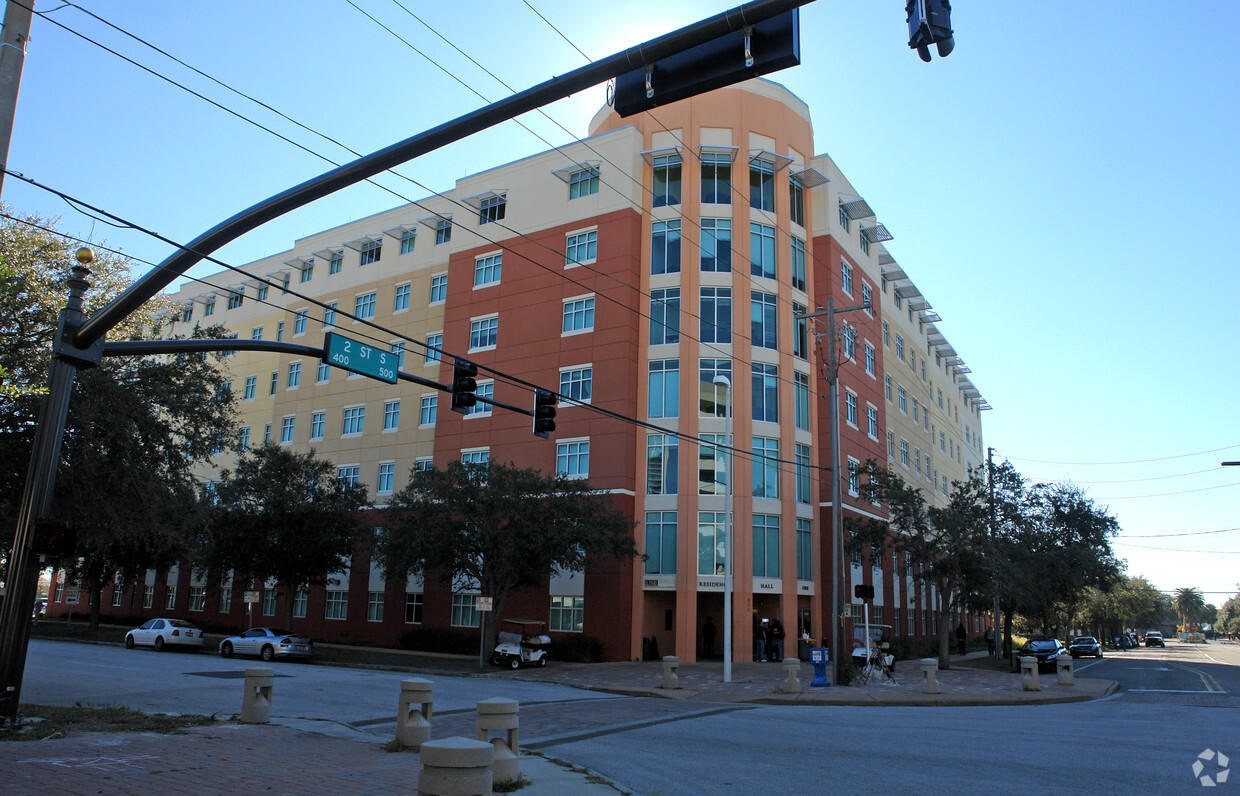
[299,261,314,283]
[865,343,876,376]
[698,511,726,575]
[294,309,307,335]
[326,250,342,274]
[360,239,381,265]
[700,287,732,343]
[841,260,854,295]
[697,433,728,495]
[394,283,410,312]
[317,360,330,383]
[898,386,907,413]
[566,230,597,266]
[239,426,251,449]
[794,371,811,431]
[750,157,776,211]
[429,273,447,304]
[752,363,778,423]
[562,296,595,334]
[287,361,301,389]
[750,222,776,279]
[261,588,275,616]
[389,341,404,370]
[900,439,910,467]
[378,462,395,494]
[569,166,599,199]
[885,375,892,402]
[789,175,805,226]
[280,416,295,443]
[435,218,452,244]
[652,220,681,275]
[860,234,870,255]
[751,291,777,350]
[366,591,385,622]
[342,406,365,436]
[701,151,731,204]
[405,592,423,623]
[648,359,679,419]
[310,411,325,441]
[796,519,813,580]
[276,321,284,341]
[325,590,348,620]
[550,596,584,632]
[415,394,435,426]
[699,359,731,418]
[795,443,812,504]
[324,303,339,330]
[143,585,153,608]
[650,287,680,345]
[219,586,232,614]
[752,514,780,578]
[644,511,677,575]
[469,316,498,351]
[883,322,890,347]
[474,253,502,287]
[461,449,489,466]
[338,465,360,485]
[188,586,206,612]
[793,304,809,360]
[383,399,400,431]
[244,375,256,400]
[862,283,873,313]
[463,381,493,418]
[354,292,376,320]
[400,229,416,254]
[790,236,807,291]
[845,391,858,427]
[700,218,732,272]
[478,194,506,224]
[559,367,592,404]
[646,434,678,495]
[868,405,879,439]
[251,326,263,341]
[556,439,589,479]
[888,430,895,458]
[425,333,442,364]
[752,437,779,499]
[451,593,480,627]
[181,305,193,323]
[652,153,682,207]
[264,422,272,444]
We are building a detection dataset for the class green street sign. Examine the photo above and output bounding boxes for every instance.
[323,332,398,384]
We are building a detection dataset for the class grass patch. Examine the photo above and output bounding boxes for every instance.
[493,774,531,792]
[2,704,223,741]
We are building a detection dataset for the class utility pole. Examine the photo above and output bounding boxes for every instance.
[0,0,34,198]
[988,446,1000,660]
[797,297,868,683]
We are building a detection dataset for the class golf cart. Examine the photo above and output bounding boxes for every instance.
[491,619,551,669]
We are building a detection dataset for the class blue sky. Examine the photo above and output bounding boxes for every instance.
[6,1,1238,607]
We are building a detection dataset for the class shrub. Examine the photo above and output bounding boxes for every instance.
[551,634,605,663]
[398,627,479,656]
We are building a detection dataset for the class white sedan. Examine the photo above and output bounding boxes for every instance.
[125,618,205,651]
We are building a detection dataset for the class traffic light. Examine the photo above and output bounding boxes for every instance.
[854,584,875,600]
[906,0,954,62]
[450,358,479,414]
[32,519,76,560]
[532,388,557,438]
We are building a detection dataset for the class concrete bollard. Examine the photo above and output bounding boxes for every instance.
[240,667,274,724]
[417,737,493,796]
[1020,656,1040,691]
[475,698,520,783]
[397,678,435,749]
[1056,654,1075,686]
[661,655,680,689]
[777,657,802,694]
[919,658,940,694]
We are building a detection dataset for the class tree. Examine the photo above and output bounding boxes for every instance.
[196,444,370,630]
[1173,586,1207,630]
[0,208,236,626]
[1078,575,1168,642]
[849,462,991,668]
[376,460,637,655]
[1216,592,1240,636]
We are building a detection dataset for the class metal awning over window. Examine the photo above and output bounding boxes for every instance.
[894,284,922,300]
[382,225,416,241]
[838,194,875,220]
[789,165,829,187]
[283,255,310,268]
[860,221,893,243]
[881,265,908,282]
[312,248,340,261]
[640,147,682,166]
[921,311,942,323]
[460,190,507,210]
[909,300,932,313]
[342,235,381,252]
[878,251,897,267]
[418,214,452,230]
[748,149,794,172]
[550,161,600,182]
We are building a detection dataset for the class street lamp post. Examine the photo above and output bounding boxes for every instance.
[712,375,733,683]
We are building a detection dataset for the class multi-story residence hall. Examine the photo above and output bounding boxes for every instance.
[52,79,990,661]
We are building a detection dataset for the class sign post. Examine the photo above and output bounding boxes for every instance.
[244,590,258,629]
[476,597,494,670]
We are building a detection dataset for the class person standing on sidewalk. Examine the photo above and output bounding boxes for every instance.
[955,623,967,656]
[984,627,995,655]
[769,619,785,662]
[754,620,768,662]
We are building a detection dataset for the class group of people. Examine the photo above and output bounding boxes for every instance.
[699,616,787,661]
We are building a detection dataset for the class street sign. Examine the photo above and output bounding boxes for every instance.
[476,597,493,612]
[323,332,399,384]
[244,591,258,604]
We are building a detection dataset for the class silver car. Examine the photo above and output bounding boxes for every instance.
[218,627,313,661]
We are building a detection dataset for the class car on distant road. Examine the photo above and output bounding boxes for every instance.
[1068,636,1103,658]
[125,618,204,651]
[219,627,313,661]
[1145,631,1165,648]
[32,597,47,619]
[1018,638,1068,671]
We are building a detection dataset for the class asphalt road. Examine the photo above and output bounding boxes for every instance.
[21,638,1240,795]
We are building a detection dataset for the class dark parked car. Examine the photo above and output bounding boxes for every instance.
[1068,636,1103,658]
[1019,639,1067,671]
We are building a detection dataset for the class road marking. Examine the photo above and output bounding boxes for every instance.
[1169,662,1225,693]
[1126,688,1228,694]
[67,662,141,671]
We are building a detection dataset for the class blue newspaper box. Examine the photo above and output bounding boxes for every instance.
[810,647,830,687]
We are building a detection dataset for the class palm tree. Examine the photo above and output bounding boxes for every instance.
[1172,587,1206,630]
